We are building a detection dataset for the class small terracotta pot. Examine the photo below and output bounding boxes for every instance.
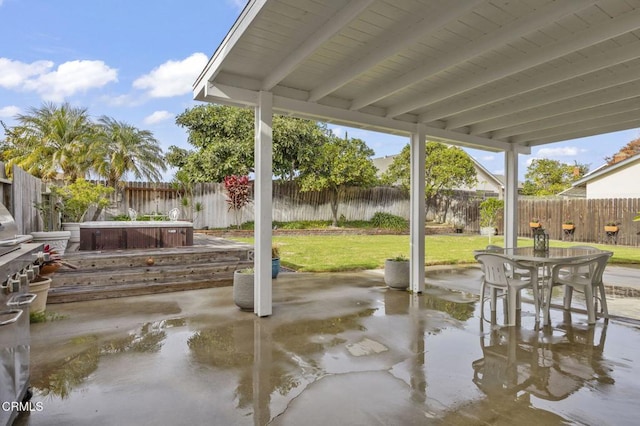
[39,264,61,276]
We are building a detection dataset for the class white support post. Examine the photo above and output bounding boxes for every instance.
[410,125,426,293]
[504,147,519,249]
[254,91,273,317]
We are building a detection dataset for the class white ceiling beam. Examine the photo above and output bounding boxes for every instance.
[272,94,514,152]
[193,0,267,97]
[471,69,640,134]
[489,86,640,139]
[307,0,484,102]
[387,6,640,118]
[527,119,640,147]
[260,0,374,91]
[432,40,640,126]
[349,0,595,112]
[202,83,259,107]
[420,127,514,152]
[272,96,416,135]
[512,108,640,144]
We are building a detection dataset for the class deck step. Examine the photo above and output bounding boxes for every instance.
[47,277,233,303]
[47,240,254,303]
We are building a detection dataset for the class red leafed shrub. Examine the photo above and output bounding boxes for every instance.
[223,175,251,228]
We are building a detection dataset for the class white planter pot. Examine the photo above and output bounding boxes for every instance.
[384,259,410,290]
[480,227,496,236]
[30,231,71,255]
[62,222,81,243]
[29,276,52,314]
[233,270,254,311]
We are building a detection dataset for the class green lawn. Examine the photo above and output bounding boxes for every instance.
[232,234,640,272]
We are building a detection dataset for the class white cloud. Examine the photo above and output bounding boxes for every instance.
[133,53,208,98]
[0,58,117,102]
[480,155,495,161]
[536,146,579,157]
[0,105,20,118]
[143,110,174,125]
[0,58,54,89]
[102,93,139,107]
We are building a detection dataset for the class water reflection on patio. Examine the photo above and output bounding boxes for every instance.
[21,272,640,425]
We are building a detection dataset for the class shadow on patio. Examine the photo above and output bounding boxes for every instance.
[19,270,640,425]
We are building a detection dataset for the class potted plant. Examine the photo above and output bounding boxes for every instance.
[233,267,255,311]
[52,179,114,243]
[562,220,575,231]
[384,255,410,290]
[30,245,77,314]
[479,198,503,237]
[529,218,542,228]
[272,244,281,279]
[604,221,619,233]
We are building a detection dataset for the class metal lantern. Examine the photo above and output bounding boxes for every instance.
[533,227,549,252]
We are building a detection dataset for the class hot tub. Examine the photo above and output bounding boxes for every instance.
[79,221,194,251]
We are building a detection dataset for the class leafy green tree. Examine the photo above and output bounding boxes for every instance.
[1,102,95,182]
[297,136,378,226]
[93,116,166,187]
[52,178,113,222]
[522,159,588,196]
[172,104,330,182]
[381,142,477,202]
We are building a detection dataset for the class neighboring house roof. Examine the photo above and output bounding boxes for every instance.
[562,152,640,198]
[571,153,640,187]
[557,185,587,198]
[493,174,524,190]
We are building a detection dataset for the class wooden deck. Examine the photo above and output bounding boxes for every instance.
[48,234,253,303]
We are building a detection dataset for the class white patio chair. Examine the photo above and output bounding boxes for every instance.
[481,245,532,281]
[548,251,613,324]
[474,253,539,326]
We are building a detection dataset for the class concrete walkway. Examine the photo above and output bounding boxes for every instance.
[18,269,640,425]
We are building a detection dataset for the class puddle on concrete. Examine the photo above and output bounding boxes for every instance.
[17,272,640,425]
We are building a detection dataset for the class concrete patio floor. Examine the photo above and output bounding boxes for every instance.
[17,268,640,425]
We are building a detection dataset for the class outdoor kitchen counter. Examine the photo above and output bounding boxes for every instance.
[79,221,193,250]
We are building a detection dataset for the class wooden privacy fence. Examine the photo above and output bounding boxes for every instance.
[118,182,640,246]
[518,198,640,245]
[118,181,410,230]
[3,166,639,246]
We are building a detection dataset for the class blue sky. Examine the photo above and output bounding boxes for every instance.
[1,0,638,181]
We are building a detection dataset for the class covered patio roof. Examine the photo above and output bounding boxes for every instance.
[195,0,640,152]
[193,0,640,316]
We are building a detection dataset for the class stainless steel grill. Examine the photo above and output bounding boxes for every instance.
[0,202,45,426]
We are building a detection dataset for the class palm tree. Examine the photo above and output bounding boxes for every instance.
[1,102,95,181]
[93,116,166,188]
